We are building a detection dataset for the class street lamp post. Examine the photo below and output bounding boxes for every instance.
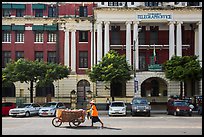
[133,27,142,95]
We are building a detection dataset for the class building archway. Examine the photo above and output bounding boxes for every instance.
[141,77,167,102]
[77,79,90,109]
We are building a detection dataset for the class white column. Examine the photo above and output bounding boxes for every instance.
[104,21,110,55]
[64,30,69,67]
[197,21,202,66]
[97,21,103,63]
[176,21,183,56]
[194,27,199,56]
[71,29,76,73]
[126,21,132,66]
[133,21,140,70]
[168,21,175,60]
[91,30,94,68]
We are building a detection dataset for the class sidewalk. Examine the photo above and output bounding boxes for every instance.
[98,110,198,116]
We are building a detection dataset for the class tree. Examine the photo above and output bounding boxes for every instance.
[163,55,202,99]
[88,50,132,100]
[2,59,71,103]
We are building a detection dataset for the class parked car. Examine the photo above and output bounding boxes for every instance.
[167,99,192,116]
[38,102,66,117]
[108,101,127,116]
[9,103,41,117]
[2,102,16,116]
[130,97,151,117]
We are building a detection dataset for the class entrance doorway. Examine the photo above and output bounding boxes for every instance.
[77,79,90,109]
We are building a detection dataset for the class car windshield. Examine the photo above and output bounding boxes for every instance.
[132,99,148,104]
[18,104,31,108]
[43,103,57,108]
[174,101,188,106]
[111,102,124,107]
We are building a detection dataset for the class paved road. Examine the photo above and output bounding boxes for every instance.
[2,113,202,135]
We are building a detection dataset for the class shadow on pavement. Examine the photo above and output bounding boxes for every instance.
[61,125,121,130]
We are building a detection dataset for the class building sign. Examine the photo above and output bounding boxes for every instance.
[138,13,172,20]
[134,77,138,93]
[148,64,163,71]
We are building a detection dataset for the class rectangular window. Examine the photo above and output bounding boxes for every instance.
[131,2,134,5]
[35,32,44,42]
[139,54,147,70]
[110,26,121,45]
[138,26,145,45]
[79,51,88,68]
[2,51,11,68]
[150,26,158,45]
[15,31,24,42]
[48,32,56,42]
[187,2,199,6]
[15,51,24,61]
[2,31,11,42]
[145,2,158,7]
[48,7,57,17]
[3,9,11,17]
[16,9,24,17]
[79,6,88,17]
[35,51,44,61]
[79,31,88,42]
[35,9,43,17]
[108,2,118,6]
[48,51,56,63]
[101,2,104,5]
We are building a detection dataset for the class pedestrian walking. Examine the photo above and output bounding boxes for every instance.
[90,100,104,128]
[106,98,111,110]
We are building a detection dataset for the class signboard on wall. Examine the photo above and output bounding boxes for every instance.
[137,13,172,20]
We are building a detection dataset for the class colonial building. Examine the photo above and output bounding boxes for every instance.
[2,2,202,108]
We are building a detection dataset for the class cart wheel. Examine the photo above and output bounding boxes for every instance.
[72,119,81,127]
[52,117,62,127]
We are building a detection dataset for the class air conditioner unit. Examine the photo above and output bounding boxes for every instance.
[118,2,125,7]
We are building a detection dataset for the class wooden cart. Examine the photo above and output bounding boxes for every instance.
[52,109,86,127]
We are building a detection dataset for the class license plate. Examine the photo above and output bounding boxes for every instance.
[42,113,48,115]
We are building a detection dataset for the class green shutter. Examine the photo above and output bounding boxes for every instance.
[12,25,25,31]
[12,4,26,9]
[2,25,11,30]
[2,4,12,9]
[44,25,58,31]
[32,4,46,9]
[32,25,44,31]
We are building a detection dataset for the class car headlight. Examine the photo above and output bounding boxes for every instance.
[176,108,180,111]
[122,108,126,111]
[189,109,192,111]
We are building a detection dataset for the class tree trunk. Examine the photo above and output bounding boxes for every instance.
[179,81,183,99]
[30,81,34,103]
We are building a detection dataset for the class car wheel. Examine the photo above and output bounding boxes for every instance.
[25,111,30,117]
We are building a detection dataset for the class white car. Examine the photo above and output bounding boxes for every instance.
[108,101,127,116]
[38,102,66,117]
[9,103,41,117]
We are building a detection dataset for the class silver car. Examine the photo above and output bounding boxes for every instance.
[9,103,41,117]
[38,102,66,117]
[131,97,151,117]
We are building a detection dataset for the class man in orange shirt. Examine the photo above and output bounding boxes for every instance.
[90,100,104,128]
